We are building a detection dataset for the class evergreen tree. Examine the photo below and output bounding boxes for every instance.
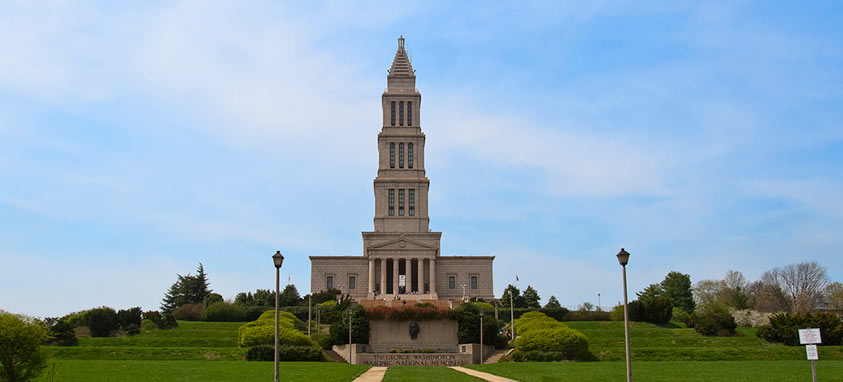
[636,283,663,304]
[160,263,212,314]
[522,285,541,309]
[661,271,695,313]
[279,284,301,306]
[544,295,562,308]
[500,284,526,308]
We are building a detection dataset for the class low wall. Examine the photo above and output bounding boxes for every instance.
[368,319,459,353]
[458,343,495,364]
[355,352,472,366]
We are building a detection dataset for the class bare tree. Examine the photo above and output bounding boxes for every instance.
[760,261,828,314]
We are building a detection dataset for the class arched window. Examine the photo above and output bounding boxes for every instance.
[390,101,396,126]
[390,143,395,168]
[407,101,413,126]
[408,143,413,169]
[388,189,395,216]
[399,143,404,168]
[399,101,404,126]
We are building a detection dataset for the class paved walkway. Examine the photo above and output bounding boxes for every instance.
[449,366,519,382]
[352,367,388,382]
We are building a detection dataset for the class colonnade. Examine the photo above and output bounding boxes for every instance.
[367,257,435,296]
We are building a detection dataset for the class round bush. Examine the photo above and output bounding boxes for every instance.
[86,307,119,337]
[239,325,314,347]
[693,308,737,336]
[514,311,567,336]
[514,327,589,360]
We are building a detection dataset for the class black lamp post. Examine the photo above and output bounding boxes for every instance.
[616,248,631,382]
[272,250,284,382]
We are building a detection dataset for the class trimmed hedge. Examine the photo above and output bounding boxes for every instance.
[245,344,322,361]
[203,302,247,322]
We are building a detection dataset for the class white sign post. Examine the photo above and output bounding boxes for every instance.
[799,328,822,382]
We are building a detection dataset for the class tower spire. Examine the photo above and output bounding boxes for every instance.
[388,36,415,91]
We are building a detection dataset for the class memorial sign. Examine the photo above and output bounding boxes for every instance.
[799,328,822,344]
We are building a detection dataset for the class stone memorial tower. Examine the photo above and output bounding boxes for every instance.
[310,37,494,303]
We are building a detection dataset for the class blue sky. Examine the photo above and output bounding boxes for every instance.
[1,1,841,317]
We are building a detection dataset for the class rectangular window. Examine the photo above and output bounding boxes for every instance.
[399,101,404,126]
[388,189,394,216]
[326,276,334,289]
[399,143,404,168]
[449,276,456,289]
[348,276,356,290]
[399,189,405,216]
[409,189,415,216]
[408,143,413,168]
[390,101,396,126]
[408,101,413,126]
[389,143,395,168]
[471,276,478,289]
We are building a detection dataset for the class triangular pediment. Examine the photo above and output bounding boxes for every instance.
[368,237,436,250]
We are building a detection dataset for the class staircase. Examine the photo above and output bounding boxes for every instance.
[483,349,513,364]
[325,349,347,363]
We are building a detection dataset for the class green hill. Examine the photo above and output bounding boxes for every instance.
[567,321,843,361]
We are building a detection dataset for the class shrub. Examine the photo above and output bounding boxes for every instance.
[540,307,570,322]
[240,326,314,347]
[472,302,495,311]
[237,310,312,347]
[757,312,843,346]
[0,312,50,382]
[204,293,223,307]
[141,319,157,332]
[86,307,119,337]
[245,344,322,361]
[116,307,142,332]
[329,306,370,345]
[609,305,625,321]
[671,307,690,324]
[243,307,271,322]
[692,306,737,336]
[645,297,673,324]
[46,320,77,346]
[172,304,204,321]
[628,300,647,322]
[202,302,247,322]
[514,311,567,336]
[450,303,500,345]
[311,332,332,349]
[514,327,589,360]
[141,310,176,329]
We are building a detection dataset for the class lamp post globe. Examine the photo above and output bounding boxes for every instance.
[616,248,630,267]
[273,250,284,269]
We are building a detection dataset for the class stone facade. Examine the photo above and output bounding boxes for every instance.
[310,36,494,302]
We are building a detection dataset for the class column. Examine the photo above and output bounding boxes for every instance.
[392,257,400,295]
[380,258,387,295]
[368,259,375,295]
[410,258,417,293]
[429,258,436,295]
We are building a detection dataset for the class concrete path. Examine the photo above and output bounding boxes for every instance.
[352,367,388,382]
[449,366,519,382]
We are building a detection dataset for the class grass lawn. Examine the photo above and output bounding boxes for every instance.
[33,360,369,382]
[566,321,843,361]
[382,366,484,381]
[44,321,247,361]
[469,360,843,382]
